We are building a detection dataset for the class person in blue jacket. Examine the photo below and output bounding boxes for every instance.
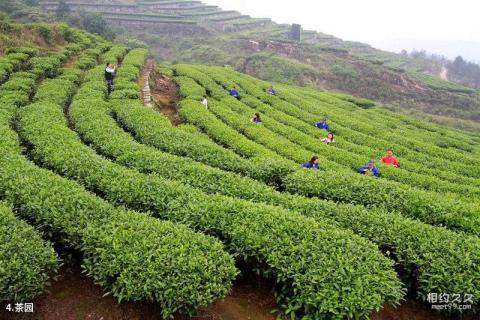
[302,156,320,169]
[267,86,277,96]
[358,160,380,177]
[314,118,330,131]
[229,86,240,99]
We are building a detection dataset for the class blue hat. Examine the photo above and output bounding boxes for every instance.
[368,160,375,164]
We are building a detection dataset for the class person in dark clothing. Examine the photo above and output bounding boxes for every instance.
[358,160,380,177]
[314,118,330,131]
[267,86,277,96]
[105,62,116,95]
[251,112,262,124]
[229,86,240,99]
[302,156,320,169]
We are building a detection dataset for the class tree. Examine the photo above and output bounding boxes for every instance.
[56,0,70,19]
[410,49,427,59]
[67,11,115,39]
[0,0,21,13]
[82,12,108,35]
[24,0,39,5]
[453,56,465,67]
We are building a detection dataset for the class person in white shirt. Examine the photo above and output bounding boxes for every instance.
[201,95,208,109]
[104,62,116,95]
[321,132,335,144]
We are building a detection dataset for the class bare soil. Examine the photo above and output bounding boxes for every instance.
[142,60,181,125]
[0,266,471,320]
[0,266,277,320]
[63,56,78,69]
[0,265,162,320]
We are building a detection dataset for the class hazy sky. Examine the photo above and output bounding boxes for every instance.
[205,0,480,57]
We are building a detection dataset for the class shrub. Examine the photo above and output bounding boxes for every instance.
[101,46,128,65]
[30,54,66,78]
[175,75,205,100]
[124,38,148,49]
[202,69,480,196]
[15,49,406,319]
[0,45,236,318]
[110,88,139,100]
[34,23,53,43]
[171,64,480,303]
[0,147,237,318]
[0,203,58,301]
[193,65,480,195]
[70,92,480,306]
[0,50,33,84]
[330,93,376,109]
[20,98,405,319]
[5,47,39,57]
[157,64,173,77]
[284,169,480,235]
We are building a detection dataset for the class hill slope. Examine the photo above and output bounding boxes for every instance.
[31,0,480,129]
[1,19,480,319]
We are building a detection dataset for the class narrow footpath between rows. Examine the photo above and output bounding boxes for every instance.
[141,58,181,125]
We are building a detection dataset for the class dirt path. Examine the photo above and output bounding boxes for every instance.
[0,265,163,320]
[0,265,466,320]
[141,59,181,125]
[187,273,278,320]
[0,266,278,320]
[64,56,78,69]
[139,59,154,107]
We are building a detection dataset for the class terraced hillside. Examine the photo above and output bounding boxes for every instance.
[1,20,479,319]
[0,22,237,319]
[39,0,274,32]
[34,0,480,130]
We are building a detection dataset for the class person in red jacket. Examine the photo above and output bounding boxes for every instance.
[381,149,399,167]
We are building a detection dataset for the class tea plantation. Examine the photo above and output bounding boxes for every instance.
[1,21,479,319]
